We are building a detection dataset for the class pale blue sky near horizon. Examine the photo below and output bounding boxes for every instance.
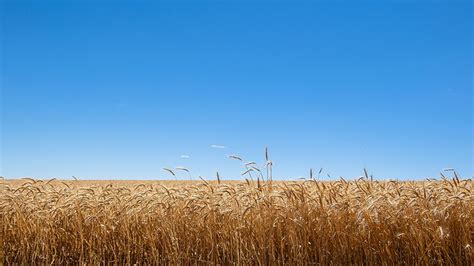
[1,1,472,180]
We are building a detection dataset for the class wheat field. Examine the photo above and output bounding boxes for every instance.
[1,177,473,264]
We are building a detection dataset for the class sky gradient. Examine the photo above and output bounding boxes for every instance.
[1,1,472,180]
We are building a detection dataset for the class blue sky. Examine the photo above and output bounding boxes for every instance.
[1,1,472,180]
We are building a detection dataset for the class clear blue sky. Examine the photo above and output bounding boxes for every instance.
[1,1,472,180]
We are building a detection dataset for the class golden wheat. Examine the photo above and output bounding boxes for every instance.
[1,178,473,264]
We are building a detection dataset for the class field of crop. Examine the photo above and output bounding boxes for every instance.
[1,177,473,264]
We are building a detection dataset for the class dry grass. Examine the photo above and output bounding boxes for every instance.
[1,177,473,264]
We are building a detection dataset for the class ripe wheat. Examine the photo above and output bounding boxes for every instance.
[1,177,472,264]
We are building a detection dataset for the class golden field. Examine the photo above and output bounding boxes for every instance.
[1,178,473,264]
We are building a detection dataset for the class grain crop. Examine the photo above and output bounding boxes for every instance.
[1,177,473,264]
